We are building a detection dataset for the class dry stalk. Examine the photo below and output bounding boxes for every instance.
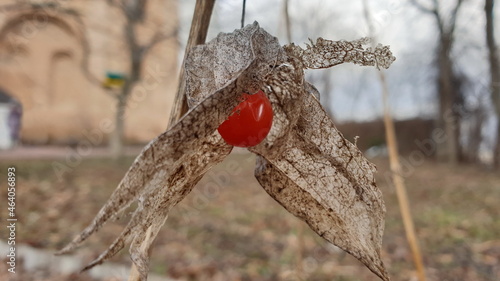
[361,0,427,280]
[128,0,215,280]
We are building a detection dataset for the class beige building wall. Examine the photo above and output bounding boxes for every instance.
[0,0,178,144]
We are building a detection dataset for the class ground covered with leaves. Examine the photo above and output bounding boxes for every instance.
[1,152,499,281]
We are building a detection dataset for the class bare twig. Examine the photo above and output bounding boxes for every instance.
[241,0,247,28]
[70,12,109,89]
[128,1,215,279]
[143,28,179,57]
[410,0,464,40]
[380,72,427,281]
[283,0,291,43]
[362,0,427,280]
[281,1,304,277]
[167,0,216,128]
[409,0,436,14]
[448,0,464,37]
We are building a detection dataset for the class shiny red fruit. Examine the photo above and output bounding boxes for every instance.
[218,90,273,147]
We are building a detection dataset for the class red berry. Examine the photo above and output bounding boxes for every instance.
[218,90,273,147]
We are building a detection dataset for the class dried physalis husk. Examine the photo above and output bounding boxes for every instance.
[58,22,395,281]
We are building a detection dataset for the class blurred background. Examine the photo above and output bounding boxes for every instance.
[0,0,499,280]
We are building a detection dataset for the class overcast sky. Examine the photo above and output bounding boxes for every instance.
[179,0,500,129]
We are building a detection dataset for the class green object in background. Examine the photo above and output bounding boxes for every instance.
[103,72,126,88]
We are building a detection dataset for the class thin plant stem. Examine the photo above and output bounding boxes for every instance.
[361,0,427,280]
[128,1,216,280]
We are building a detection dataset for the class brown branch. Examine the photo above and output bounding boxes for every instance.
[241,0,246,28]
[283,0,292,43]
[409,0,437,14]
[448,0,464,38]
[167,0,216,128]
[410,0,464,38]
[129,1,215,279]
[71,14,110,90]
[142,28,178,57]
[410,0,445,36]
[363,1,427,280]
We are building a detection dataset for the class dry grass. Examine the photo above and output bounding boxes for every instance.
[0,152,499,280]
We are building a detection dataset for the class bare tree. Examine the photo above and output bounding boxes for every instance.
[104,0,177,157]
[411,0,465,164]
[1,0,177,155]
[485,0,500,167]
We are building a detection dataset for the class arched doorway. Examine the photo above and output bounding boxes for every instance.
[0,10,101,144]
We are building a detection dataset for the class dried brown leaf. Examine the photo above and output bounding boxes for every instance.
[285,37,396,70]
[57,100,237,278]
[57,22,284,280]
[250,92,388,280]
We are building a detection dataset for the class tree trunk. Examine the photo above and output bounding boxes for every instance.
[485,0,500,167]
[110,93,126,157]
[495,121,500,167]
[436,37,460,164]
[412,0,465,164]
[465,108,486,162]
[109,15,143,158]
